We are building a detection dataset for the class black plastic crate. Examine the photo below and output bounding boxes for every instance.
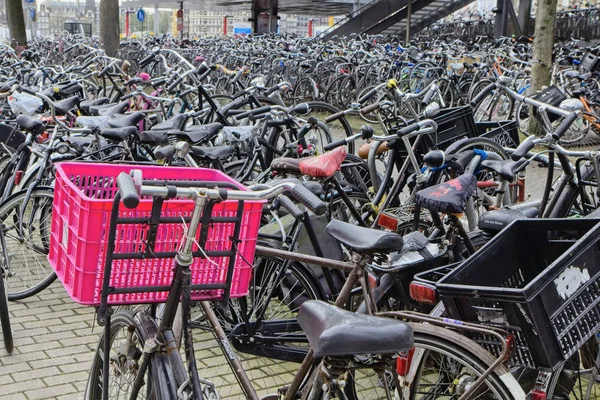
[532,85,567,123]
[475,121,520,148]
[417,106,478,153]
[581,52,600,73]
[436,218,600,370]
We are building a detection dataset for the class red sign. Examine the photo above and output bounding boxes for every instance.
[176,9,183,32]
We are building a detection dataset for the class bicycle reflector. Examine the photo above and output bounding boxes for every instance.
[396,348,415,376]
[14,170,23,185]
[409,281,437,304]
[377,213,398,232]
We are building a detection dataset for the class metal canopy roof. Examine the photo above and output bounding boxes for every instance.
[121,0,352,15]
[379,0,475,35]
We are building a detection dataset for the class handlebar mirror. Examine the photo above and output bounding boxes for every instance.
[424,102,440,118]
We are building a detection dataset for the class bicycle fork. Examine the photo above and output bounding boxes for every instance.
[128,193,208,400]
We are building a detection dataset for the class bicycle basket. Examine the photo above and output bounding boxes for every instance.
[437,218,600,369]
[48,162,264,306]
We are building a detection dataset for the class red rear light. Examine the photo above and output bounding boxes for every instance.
[409,282,437,304]
[367,273,378,289]
[378,213,398,231]
[504,334,514,361]
[396,348,415,376]
[15,170,23,185]
[530,390,547,400]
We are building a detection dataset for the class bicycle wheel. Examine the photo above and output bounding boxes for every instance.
[547,339,600,400]
[0,188,57,300]
[342,322,518,400]
[473,89,514,122]
[86,310,178,399]
[404,323,518,400]
[549,162,598,218]
[0,267,13,353]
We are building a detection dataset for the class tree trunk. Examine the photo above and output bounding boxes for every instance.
[6,0,27,50]
[528,0,558,135]
[100,0,119,57]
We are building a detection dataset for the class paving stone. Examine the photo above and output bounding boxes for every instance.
[24,384,77,400]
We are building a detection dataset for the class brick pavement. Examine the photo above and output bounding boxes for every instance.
[0,281,298,400]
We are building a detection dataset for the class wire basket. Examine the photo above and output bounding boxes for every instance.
[48,162,264,306]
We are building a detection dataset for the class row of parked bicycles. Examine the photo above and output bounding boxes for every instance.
[1,33,600,400]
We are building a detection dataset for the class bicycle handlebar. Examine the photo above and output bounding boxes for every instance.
[116,171,327,215]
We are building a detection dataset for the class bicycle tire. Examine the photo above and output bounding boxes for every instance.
[341,322,519,400]
[302,101,355,153]
[0,267,13,353]
[549,162,597,218]
[405,322,520,400]
[0,188,57,300]
[86,310,178,399]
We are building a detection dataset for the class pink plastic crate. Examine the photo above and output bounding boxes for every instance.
[48,162,264,306]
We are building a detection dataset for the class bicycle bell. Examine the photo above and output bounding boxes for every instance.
[559,98,584,112]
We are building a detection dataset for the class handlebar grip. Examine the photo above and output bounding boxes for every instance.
[231,69,244,84]
[197,62,210,75]
[323,138,348,151]
[552,111,578,140]
[235,105,272,120]
[360,103,380,114]
[325,111,346,123]
[81,58,94,70]
[120,92,134,101]
[470,82,497,109]
[98,65,111,78]
[397,122,420,136]
[117,172,140,209]
[511,135,536,161]
[154,144,176,160]
[167,77,183,92]
[20,86,37,96]
[139,54,154,68]
[278,195,305,221]
[422,83,438,104]
[291,184,327,216]
[358,87,378,104]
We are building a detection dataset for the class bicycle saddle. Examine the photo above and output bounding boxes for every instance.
[108,112,144,128]
[298,300,413,358]
[478,207,538,233]
[151,114,187,131]
[299,146,347,178]
[169,123,223,144]
[100,126,136,141]
[415,174,477,214]
[0,79,18,92]
[16,115,44,135]
[42,81,83,98]
[53,96,80,115]
[565,70,579,78]
[90,101,129,117]
[271,158,302,174]
[190,145,233,160]
[80,97,109,114]
[138,130,169,144]
[480,158,527,183]
[326,220,404,253]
